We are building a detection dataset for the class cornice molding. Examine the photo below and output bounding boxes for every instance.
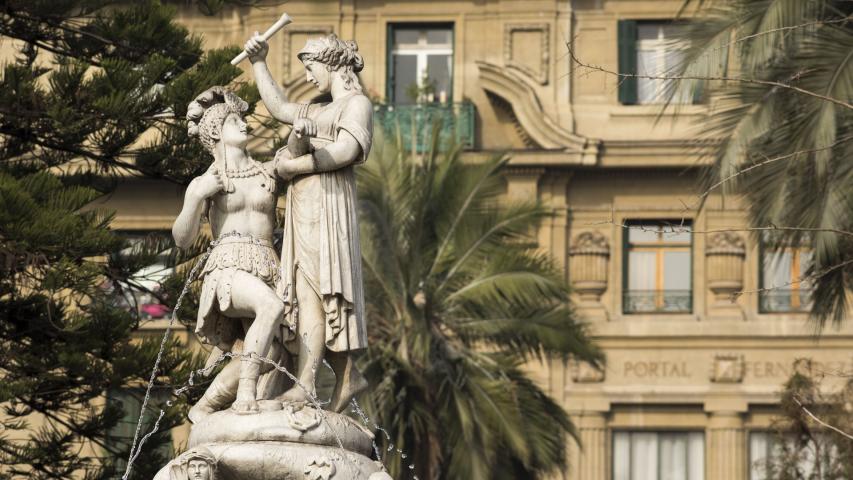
[476,61,600,163]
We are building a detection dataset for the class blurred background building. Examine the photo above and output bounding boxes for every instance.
[96,1,853,479]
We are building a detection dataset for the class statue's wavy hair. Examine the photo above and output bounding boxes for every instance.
[297,33,364,92]
[185,86,249,155]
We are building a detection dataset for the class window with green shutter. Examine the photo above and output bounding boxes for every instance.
[617,20,638,105]
[618,20,700,105]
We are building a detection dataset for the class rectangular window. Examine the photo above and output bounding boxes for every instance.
[106,389,172,471]
[623,221,692,313]
[618,20,694,105]
[106,231,173,321]
[749,431,836,480]
[613,431,705,480]
[759,236,813,313]
[388,24,453,104]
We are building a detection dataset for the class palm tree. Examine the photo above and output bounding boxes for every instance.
[672,0,853,325]
[356,135,603,480]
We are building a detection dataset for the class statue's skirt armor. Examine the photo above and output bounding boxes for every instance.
[197,236,283,349]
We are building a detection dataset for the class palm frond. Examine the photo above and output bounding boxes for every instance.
[674,0,853,325]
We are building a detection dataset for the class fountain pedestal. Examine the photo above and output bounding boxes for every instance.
[153,404,388,479]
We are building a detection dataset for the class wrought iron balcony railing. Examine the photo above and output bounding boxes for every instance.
[759,288,813,313]
[623,289,693,314]
[373,101,475,152]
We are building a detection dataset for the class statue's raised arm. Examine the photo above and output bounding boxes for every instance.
[244,34,302,124]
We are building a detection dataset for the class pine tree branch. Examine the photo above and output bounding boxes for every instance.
[566,40,853,111]
[0,126,186,185]
[27,404,120,457]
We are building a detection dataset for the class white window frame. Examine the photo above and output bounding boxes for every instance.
[390,27,453,103]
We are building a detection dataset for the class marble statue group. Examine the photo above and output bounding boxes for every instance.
[154,17,390,480]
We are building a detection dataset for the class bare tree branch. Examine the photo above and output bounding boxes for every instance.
[701,15,853,56]
[692,135,853,208]
[793,396,853,441]
[566,40,853,111]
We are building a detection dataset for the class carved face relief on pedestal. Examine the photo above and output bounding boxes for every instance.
[188,459,211,480]
[170,447,218,480]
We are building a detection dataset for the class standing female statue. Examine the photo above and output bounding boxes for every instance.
[174,86,288,416]
[243,32,371,412]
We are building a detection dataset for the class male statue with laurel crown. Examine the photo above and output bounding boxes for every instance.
[243,31,372,412]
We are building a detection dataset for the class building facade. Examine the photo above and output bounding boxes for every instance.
[95,1,853,479]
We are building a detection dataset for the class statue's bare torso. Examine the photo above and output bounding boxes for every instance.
[208,165,277,240]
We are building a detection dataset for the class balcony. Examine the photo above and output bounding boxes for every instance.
[759,289,813,313]
[623,290,692,314]
[373,101,475,152]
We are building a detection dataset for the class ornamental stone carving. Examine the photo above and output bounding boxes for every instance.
[710,354,745,383]
[569,231,609,304]
[504,23,550,85]
[706,232,746,305]
[570,359,605,383]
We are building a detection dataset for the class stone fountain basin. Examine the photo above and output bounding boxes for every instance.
[153,405,388,479]
[188,404,376,456]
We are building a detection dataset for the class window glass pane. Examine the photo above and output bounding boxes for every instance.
[660,433,687,480]
[764,251,793,287]
[635,23,689,104]
[797,434,816,478]
[661,24,684,39]
[426,54,452,102]
[749,431,770,480]
[393,54,418,103]
[629,226,659,244]
[628,251,657,291]
[636,49,658,103]
[426,29,452,45]
[799,250,813,288]
[108,232,172,320]
[107,389,172,471]
[394,29,419,45]
[662,226,691,243]
[638,23,661,41]
[631,433,658,480]
[614,432,705,480]
[687,433,704,480]
[108,390,142,448]
[614,432,631,480]
[663,251,690,290]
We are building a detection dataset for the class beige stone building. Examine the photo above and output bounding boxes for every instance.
[92,1,853,479]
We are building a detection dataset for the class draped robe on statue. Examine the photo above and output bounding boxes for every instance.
[276,93,372,353]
